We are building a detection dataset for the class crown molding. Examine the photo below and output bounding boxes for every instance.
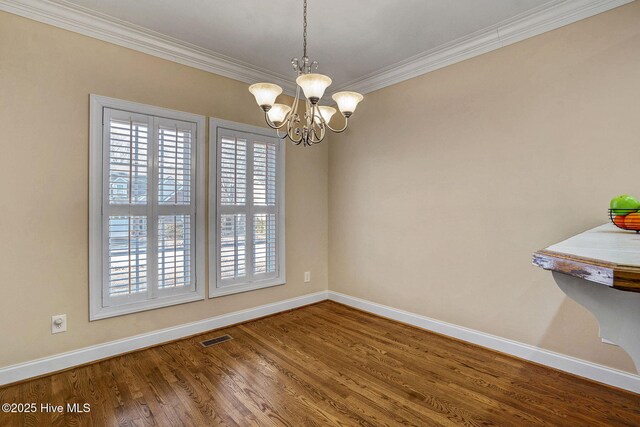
[329,0,635,96]
[0,0,298,94]
[0,0,634,99]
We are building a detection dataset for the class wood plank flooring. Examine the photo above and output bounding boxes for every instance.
[1,301,638,426]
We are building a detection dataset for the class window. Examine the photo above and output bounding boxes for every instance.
[90,95,205,320]
[209,119,285,297]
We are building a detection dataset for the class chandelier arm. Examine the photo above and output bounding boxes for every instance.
[289,118,304,145]
[291,86,301,119]
[309,102,316,122]
[325,117,349,133]
[307,110,326,144]
[297,100,311,145]
[287,117,305,145]
[310,123,325,144]
[289,131,304,145]
[275,128,289,140]
[314,107,349,133]
[287,85,301,122]
[287,121,304,145]
[308,127,319,144]
[276,88,299,137]
[279,113,298,141]
[308,104,319,145]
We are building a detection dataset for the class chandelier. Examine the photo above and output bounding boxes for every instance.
[248,0,364,146]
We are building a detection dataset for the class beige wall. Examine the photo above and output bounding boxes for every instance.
[0,11,328,367]
[328,2,640,373]
[2,1,640,376]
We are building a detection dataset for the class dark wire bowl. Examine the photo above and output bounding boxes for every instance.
[609,208,640,233]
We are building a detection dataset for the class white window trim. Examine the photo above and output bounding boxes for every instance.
[209,118,286,298]
[89,94,206,320]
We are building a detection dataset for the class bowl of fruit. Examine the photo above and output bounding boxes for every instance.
[609,195,640,232]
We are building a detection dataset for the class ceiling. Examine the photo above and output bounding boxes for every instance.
[61,0,548,89]
[1,0,632,94]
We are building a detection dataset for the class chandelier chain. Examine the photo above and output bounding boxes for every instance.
[303,0,307,58]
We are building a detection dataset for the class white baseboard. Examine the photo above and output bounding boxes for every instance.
[327,291,640,394]
[0,291,328,386]
[3,289,638,394]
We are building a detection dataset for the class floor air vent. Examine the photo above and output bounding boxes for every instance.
[200,335,233,347]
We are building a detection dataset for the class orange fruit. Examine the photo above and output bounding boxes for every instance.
[614,215,627,229]
[624,213,640,230]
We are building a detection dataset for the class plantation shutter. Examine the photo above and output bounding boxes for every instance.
[252,141,278,277]
[102,108,197,307]
[103,109,152,305]
[215,127,281,290]
[155,118,197,296]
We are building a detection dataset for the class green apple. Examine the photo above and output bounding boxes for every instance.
[610,194,640,215]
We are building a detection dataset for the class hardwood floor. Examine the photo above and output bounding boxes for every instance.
[1,301,638,426]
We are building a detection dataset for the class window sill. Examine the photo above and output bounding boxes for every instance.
[90,291,204,321]
[209,278,286,298]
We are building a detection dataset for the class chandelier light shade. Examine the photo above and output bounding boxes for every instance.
[316,106,337,123]
[248,83,283,110]
[267,103,292,124]
[332,91,364,117]
[295,73,332,103]
[248,0,364,146]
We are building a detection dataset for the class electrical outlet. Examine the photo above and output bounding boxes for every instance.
[304,271,311,283]
[52,314,67,334]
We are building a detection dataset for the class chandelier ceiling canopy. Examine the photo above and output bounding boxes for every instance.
[248,0,364,146]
